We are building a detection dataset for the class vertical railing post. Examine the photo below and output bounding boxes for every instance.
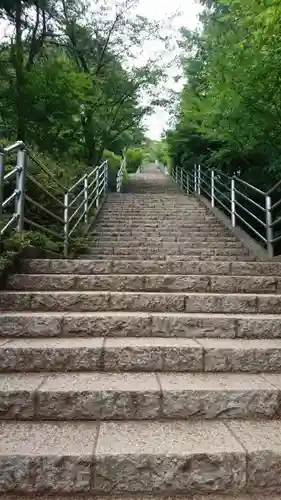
[64,191,69,257]
[95,167,99,208]
[231,179,236,227]
[186,173,189,195]
[265,195,274,258]
[194,164,197,194]
[15,148,26,232]
[176,166,178,184]
[198,164,201,195]
[84,175,88,225]
[211,170,215,207]
[180,168,183,189]
[0,152,4,220]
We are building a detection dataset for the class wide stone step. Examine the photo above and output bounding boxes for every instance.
[84,251,255,262]
[0,291,280,313]
[0,495,279,500]
[95,224,225,230]
[6,273,279,293]
[1,419,281,493]
[92,230,232,237]
[91,241,244,249]
[2,371,281,420]
[21,259,273,275]
[93,235,239,243]
[1,338,281,373]
[1,311,281,339]
[88,247,249,256]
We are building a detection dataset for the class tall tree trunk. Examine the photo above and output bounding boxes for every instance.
[15,0,26,141]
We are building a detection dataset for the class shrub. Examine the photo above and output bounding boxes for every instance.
[125,148,144,173]
[102,149,122,191]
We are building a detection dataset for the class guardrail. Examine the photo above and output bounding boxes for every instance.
[116,158,126,193]
[0,141,109,256]
[171,164,281,258]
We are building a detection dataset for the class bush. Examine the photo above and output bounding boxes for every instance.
[125,148,144,173]
[102,149,122,191]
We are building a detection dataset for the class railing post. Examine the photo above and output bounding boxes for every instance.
[231,179,236,227]
[96,167,99,208]
[180,168,183,189]
[0,152,4,220]
[186,173,189,195]
[84,175,88,225]
[194,164,197,194]
[176,166,178,184]
[64,192,69,257]
[198,164,201,195]
[265,195,274,258]
[105,160,109,191]
[15,148,26,232]
[211,170,215,207]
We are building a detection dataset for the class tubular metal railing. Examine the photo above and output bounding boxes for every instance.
[0,141,113,256]
[171,163,281,258]
[116,158,126,193]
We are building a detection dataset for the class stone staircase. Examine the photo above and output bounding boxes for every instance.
[1,165,281,499]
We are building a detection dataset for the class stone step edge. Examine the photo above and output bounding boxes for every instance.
[2,338,281,373]
[19,260,281,276]
[7,273,281,294]
[0,495,280,500]
[1,419,281,493]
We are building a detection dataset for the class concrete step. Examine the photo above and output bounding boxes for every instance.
[2,371,281,420]
[1,419,281,493]
[1,311,281,339]
[6,274,280,293]
[1,291,280,313]
[88,247,250,256]
[1,495,280,500]
[92,235,239,243]
[21,259,273,275]
[91,241,244,250]
[1,338,281,373]
[86,253,253,261]
[92,230,233,238]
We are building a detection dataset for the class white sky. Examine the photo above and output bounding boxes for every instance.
[135,0,202,140]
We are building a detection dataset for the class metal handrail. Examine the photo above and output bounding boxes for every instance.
[0,141,112,256]
[170,163,281,258]
[116,158,126,193]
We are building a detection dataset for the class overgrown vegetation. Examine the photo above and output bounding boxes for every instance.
[0,0,173,259]
[166,0,281,189]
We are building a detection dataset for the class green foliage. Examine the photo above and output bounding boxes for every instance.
[167,0,281,190]
[102,149,122,191]
[125,148,144,173]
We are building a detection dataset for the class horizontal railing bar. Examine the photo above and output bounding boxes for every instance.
[68,210,86,237]
[214,175,231,189]
[214,195,231,214]
[26,173,64,207]
[68,197,85,224]
[88,178,98,192]
[234,176,266,196]
[266,179,281,196]
[271,233,281,244]
[69,186,85,208]
[234,187,266,212]
[99,170,105,180]
[88,193,98,212]
[0,213,18,236]
[3,141,24,154]
[214,185,230,203]
[234,211,267,242]
[88,166,99,179]
[27,151,66,193]
[235,199,266,227]
[271,214,281,228]
[2,189,19,208]
[212,168,232,180]
[25,195,64,223]
[68,175,86,193]
[4,166,21,182]
[200,185,210,197]
[271,197,281,211]
[24,217,63,240]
